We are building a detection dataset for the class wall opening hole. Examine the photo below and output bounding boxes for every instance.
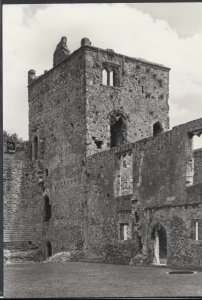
[109,71,114,86]
[44,195,51,222]
[153,121,163,136]
[120,223,129,240]
[193,133,202,150]
[158,79,163,88]
[94,140,103,149]
[33,135,39,160]
[102,69,108,85]
[110,113,127,148]
[46,241,52,258]
[45,169,48,176]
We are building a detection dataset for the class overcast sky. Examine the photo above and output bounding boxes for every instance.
[3,3,202,142]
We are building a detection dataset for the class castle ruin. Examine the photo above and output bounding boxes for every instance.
[4,36,202,268]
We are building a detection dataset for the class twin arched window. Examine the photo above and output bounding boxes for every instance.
[102,68,118,86]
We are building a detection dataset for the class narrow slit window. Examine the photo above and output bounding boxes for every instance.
[196,221,199,241]
[33,135,39,160]
[44,195,51,222]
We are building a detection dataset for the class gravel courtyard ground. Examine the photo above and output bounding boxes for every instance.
[4,261,202,298]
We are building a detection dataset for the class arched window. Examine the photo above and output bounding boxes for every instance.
[33,135,39,160]
[44,195,51,222]
[109,71,114,86]
[46,241,52,258]
[153,121,163,136]
[102,69,108,85]
[110,113,127,148]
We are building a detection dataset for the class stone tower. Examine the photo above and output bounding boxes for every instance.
[27,36,170,257]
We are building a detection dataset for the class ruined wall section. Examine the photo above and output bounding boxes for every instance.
[132,118,202,208]
[3,139,44,261]
[85,118,202,264]
[84,46,170,156]
[28,48,87,254]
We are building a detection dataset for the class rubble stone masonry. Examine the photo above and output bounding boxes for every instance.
[3,37,202,267]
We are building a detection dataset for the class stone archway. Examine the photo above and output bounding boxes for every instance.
[151,223,167,265]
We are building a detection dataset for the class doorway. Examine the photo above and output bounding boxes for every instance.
[151,224,167,265]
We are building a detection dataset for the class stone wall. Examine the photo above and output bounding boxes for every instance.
[3,135,44,261]
[144,204,202,268]
[28,44,87,256]
[84,46,170,156]
[85,118,202,266]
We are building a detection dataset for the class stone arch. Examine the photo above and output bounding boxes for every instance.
[153,121,163,136]
[150,222,167,265]
[109,110,128,148]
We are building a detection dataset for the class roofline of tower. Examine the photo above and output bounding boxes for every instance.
[86,45,171,71]
[28,44,170,88]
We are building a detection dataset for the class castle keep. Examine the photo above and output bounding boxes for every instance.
[4,36,202,268]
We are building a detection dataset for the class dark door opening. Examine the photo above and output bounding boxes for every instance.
[47,241,52,258]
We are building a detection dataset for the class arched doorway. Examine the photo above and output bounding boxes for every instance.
[46,241,52,258]
[151,224,167,265]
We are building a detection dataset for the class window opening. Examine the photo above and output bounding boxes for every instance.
[120,223,129,240]
[33,135,39,160]
[44,195,51,222]
[110,114,127,148]
[153,121,163,136]
[109,71,114,86]
[102,69,108,85]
